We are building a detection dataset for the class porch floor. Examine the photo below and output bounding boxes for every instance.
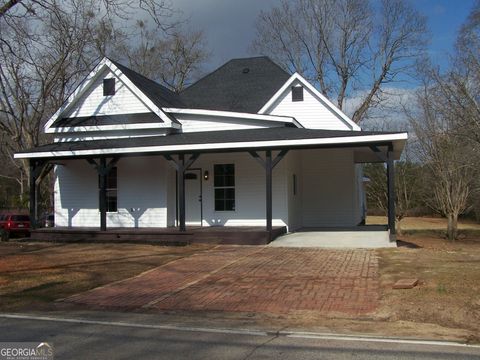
[30,226,287,246]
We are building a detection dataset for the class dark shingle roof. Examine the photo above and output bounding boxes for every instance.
[110,59,185,109]
[20,128,400,156]
[179,56,291,113]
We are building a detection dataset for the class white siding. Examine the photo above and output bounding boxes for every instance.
[191,153,289,227]
[64,68,151,119]
[54,156,169,228]
[266,79,352,130]
[300,149,358,227]
[285,151,303,231]
[177,114,284,132]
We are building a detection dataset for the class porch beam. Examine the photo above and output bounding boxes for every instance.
[369,145,387,162]
[86,157,121,231]
[163,153,200,232]
[272,149,289,169]
[177,154,186,232]
[387,144,396,241]
[98,157,107,231]
[249,149,289,240]
[265,150,273,237]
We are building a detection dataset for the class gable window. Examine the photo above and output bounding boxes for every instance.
[103,78,115,96]
[291,86,303,102]
[99,167,117,212]
[293,174,297,196]
[214,164,235,211]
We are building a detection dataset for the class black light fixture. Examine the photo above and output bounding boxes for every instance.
[203,170,209,180]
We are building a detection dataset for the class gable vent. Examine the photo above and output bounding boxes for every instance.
[292,86,303,102]
[242,68,250,74]
[103,78,115,96]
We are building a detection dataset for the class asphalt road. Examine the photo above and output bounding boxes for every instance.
[0,314,479,360]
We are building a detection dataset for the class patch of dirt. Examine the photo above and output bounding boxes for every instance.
[0,241,213,312]
[377,234,480,342]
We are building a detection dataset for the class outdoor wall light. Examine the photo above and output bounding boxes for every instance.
[204,170,209,180]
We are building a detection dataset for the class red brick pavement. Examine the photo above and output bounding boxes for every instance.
[65,246,379,315]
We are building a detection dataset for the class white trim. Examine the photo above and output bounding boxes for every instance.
[44,58,180,132]
[163,108,303,128]
[14,133,408,159]
[258,73,361,131]
[47,122,175,134]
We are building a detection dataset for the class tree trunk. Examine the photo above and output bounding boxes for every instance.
[447,213,458,241]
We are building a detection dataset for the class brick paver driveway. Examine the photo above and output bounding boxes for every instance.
[66,246,379,315]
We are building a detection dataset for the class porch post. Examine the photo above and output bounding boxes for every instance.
[178,154,186,232]
[386,144,396,241]
[99,157,107,232]
[29,160,37,230]
[265,150,273,234]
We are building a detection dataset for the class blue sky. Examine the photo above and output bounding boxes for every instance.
[174,0,476,72]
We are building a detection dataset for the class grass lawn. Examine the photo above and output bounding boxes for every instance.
[0,242,212,311]
[367,215,480,231]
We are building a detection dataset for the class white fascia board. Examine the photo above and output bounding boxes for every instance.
[258,73,361,131]
[43,58,110,132]
[163,108,303,128]
[46,122,174,134]
[15,132,408,159]
[44,58,180,132]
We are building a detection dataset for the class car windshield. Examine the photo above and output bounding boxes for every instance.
[11,215,30,221]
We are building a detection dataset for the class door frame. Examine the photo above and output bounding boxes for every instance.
[180,167,203,227]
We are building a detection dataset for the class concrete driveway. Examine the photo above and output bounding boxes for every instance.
[65,246,379,315]
[270,230,396,248]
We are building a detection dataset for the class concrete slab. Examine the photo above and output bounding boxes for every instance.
[269,231,397,249]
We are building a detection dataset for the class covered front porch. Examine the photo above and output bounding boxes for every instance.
[17,128,407,246]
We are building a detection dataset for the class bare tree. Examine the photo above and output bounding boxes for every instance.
[0,0,176,205]
[409,81,476,241]
[117,22,209,92]
[251,0,427,123]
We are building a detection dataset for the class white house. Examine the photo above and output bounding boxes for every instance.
[15,56,407,245]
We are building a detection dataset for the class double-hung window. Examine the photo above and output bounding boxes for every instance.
[214,164,235,211]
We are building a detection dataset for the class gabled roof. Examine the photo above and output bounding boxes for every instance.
[179,56,291,113]
[44,58,181,132]
[259,73,362,131]
[109,59,184,109]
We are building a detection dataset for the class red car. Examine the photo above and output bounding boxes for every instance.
[0,214,31,238]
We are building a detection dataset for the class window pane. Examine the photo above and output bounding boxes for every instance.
[214,175,225,187]
[225,188,235,199]
[215,200,224,211]
[225,200,235,211]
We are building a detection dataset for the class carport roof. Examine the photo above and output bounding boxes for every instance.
[15,127,407,160]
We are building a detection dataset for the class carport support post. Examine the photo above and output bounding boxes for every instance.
[178,154,186,232]
[266,150,273,235]
[99,157,107,232]
[29,160,37,230]
[387,145,396,241]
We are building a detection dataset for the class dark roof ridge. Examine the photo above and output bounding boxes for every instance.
[109,58,179,100]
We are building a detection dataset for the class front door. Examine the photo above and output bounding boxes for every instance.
[185,169,202,225]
